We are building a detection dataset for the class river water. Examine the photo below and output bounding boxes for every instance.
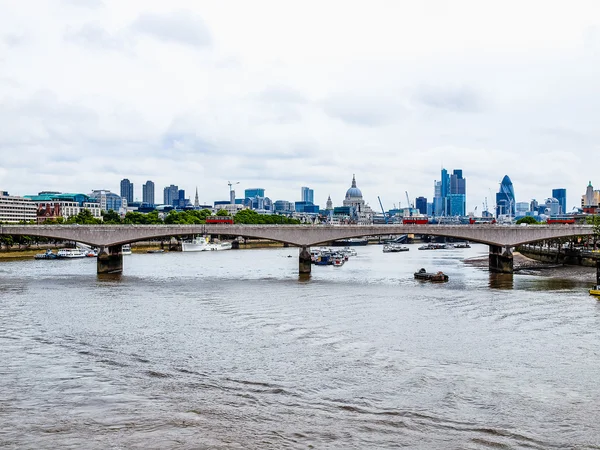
[1,243,599,449]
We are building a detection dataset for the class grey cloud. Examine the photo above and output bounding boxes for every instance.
[131,11,211,48]
[416,85,483,112]
[64,23,130,51]
[3,34,26,47]
[321,93,405,126]
[258,85,307,104]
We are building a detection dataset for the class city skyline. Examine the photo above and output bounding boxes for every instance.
[3,171,582,215]
[2,1,600,212]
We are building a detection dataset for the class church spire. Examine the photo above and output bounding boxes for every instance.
[351,174,357,188]
[194,187,199,207]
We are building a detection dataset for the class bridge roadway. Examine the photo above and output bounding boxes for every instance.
[0,224,595,275]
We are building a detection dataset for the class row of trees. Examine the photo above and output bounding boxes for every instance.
[10,207,303,226]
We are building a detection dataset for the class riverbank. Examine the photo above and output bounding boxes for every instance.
[464,251,596,282]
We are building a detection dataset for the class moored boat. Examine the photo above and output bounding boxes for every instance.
[182,236,209,252]
[589,285,600,297]
[57,248,86,258]
[122,244,132,255]
[383,244,409,253]
[414,268,449,282]
[206,241,233,251]
[34,249,57,259]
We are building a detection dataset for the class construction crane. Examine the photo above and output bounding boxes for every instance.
[405,191,413,209]
[228,181,239,204]
[377,196,388,224]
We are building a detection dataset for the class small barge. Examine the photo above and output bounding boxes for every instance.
[414,268,449,282]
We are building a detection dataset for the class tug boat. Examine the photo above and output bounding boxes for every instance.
[414,268,449,282]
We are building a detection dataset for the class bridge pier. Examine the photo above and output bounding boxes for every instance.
[299,246,311,275]
[97,245,123,274]
[489,245,513,273]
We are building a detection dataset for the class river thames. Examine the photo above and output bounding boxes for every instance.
[1,243,599,449]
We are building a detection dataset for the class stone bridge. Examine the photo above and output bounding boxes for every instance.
[0,224,595,275]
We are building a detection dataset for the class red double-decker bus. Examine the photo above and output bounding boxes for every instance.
[205,216,234,224]
[546,215,576,224]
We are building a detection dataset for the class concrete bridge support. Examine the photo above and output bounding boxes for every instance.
[489,245,513,273]
[299,246,311,275]
[97,245,123,274]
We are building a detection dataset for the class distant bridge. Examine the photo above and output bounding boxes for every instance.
[0,224,596,275]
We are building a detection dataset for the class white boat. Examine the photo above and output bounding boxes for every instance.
[206,241,233,251]
[383,244,409,253]
[182,236,210,252]
[57,248,86,258]
[122,244,132,255]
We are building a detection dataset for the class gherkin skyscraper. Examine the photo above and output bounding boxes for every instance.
[495,175,515,218]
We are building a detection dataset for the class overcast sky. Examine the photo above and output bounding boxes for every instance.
[1,0,600,212]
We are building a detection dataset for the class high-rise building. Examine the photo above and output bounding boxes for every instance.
[530,199,539,212]
[245,188,265,199]
[301,186,314,204]
[516,202,529,217]
[142,180,155,205]
[495,175,516,217]
[545,198,560,216]
[90,189,123,212]
[415,197,427,215]
[447,194,465,216]
[433,180,443,216]
[433,168,466,216]
[552,188,567,214]
[163,185,179,206]
[120,178,134,203]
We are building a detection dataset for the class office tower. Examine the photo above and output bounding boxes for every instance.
[142,180,155,205]
[245,188,265,199]
[495,175,516,217]
[530,199,538,212]
[163,185,178,206]
[178,189,185,208]
[415,197,427,215]
[552,188,567,214]
[120,178,134,203]
[301,186,314,204]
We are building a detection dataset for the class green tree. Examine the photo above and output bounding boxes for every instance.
[66,209,101,224]
[103,209,122,224]
[216,209,231,216]
[516,216,540,225]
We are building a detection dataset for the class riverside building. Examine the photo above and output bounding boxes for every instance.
[0,191,37,223]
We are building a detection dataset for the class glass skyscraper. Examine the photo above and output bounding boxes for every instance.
[496,175,516,217]
[301,186,314,204]
[245,188,265,198]
[552,188,567,214]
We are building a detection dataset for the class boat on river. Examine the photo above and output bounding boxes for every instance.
[57,248,86,258]
[453,242,471,248]
[589,285,600,297]
[34,249,57,259]
[206,241,233,251]
[418,243,448,250]
[122,244,132,255]
[414,268,449,282]
[383,244,409,253]
[182,236,209,252]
